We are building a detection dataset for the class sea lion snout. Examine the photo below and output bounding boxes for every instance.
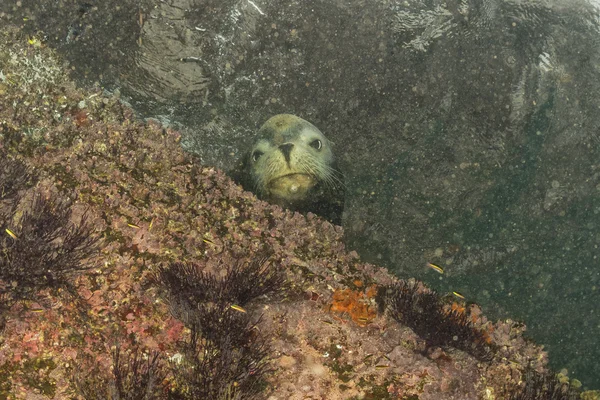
[278,143,294,162]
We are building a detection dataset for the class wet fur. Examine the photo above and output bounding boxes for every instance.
[230,115,345,225]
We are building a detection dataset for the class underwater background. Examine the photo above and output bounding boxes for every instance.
[1,0,600,391]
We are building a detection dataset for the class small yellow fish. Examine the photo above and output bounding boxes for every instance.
[426,262,444,274]
[230,304,246,313]
[5,228,17,239]
[375,365,390,370]
[127,223,140,229]
[452,291,465,300]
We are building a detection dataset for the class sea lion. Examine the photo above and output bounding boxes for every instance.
[231,114,345,225]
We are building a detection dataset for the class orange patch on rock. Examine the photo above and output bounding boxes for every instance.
[329,285,378,326]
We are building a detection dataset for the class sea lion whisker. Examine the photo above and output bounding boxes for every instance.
[305,163,335,189]
[328,168,346,189]
[297,158,318,176]
[303,158,337,189]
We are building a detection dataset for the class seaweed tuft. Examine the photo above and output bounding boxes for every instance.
[155,257,284,332]
[168,315,271,400]
[508,369,582,400]
[0,153,34,219]
[0,190,100,303]
[155,257,283,399]
[380,280,494,360]
[73,346,166,400]
[158,257,284,304]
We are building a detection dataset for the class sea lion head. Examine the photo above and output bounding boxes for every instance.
[249,114,336,201]
[231,114,345,224]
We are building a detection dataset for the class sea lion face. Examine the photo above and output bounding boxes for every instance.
[248,114,336,205]
[230,114,345,224]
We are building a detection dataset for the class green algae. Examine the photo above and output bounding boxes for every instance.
[0,364,12,399]
[330,359,354,383]
[356,376,394,400]
[22,357,57,396]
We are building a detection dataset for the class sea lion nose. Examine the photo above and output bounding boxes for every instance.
[279,143,294,163]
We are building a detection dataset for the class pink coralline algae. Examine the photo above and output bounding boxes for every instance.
[0,26,588,399]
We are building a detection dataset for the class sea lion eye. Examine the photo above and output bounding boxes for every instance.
[309,139,322,150]
[252,150,263,162]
